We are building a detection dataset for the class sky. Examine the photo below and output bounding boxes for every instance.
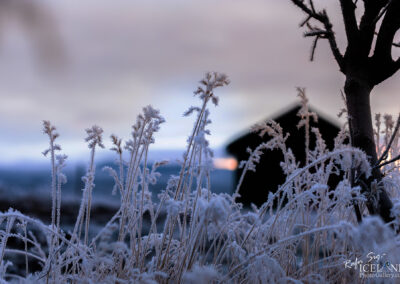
[0,0,399,164]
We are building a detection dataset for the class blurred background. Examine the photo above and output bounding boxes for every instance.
[0,0,399,215]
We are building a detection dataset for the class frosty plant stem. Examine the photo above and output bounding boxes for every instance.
[297,87,317,165]
[173,99,207,201]
[174,72,229,201]
[84,147,96,246]
[42,121,62,251]
[110,134,124,195]
[83,126,105,246]
[118,106,164,242]
[118,123,145,242]
[158,72,229,270]
[71,125,104,246]
[136,143,150,265]
[55,154,67,236]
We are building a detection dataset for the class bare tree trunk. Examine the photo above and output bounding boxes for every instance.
[289,0,400,224]
[344,77,393,223]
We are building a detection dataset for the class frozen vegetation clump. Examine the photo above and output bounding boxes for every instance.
[1,73,400,283]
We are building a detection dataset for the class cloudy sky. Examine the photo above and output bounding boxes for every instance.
[0,0,399,164]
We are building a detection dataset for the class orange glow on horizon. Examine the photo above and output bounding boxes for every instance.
[213,158,238,171]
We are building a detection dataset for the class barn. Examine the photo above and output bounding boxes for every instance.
[226,104,341,207]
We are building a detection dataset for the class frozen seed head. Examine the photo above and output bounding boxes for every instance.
[128,105,165,148]
[252,120,284,139]
[296,87,318,128]
[143,105,165,123]
[42,120,59,142]
[296,87,308,105]
[110,134,123,155]
[124,139,134,152]
[56,154,68,167]
[131,105,165,135]
[194,72,230,106]
[42,120,61,156]
[85,125,105,149]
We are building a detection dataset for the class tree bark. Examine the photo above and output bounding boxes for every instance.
[344,77,394,223]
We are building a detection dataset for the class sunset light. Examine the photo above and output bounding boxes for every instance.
[213,157,238,171]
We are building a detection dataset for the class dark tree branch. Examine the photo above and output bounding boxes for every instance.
[309,0,316,13]
[310,35,320,61]
[304,24,327,61]
[374,0,400,61]
[377,115,400,165]
[300,15,312,27]
[376,154,400,168]
[339,0,359,47]
[291,0,325,22]
[304,24,329,37]
[356,1,388,58]
[372,0,393,25]
[374,31,400,48]
[368,0,400,85]
[290,0,345,70]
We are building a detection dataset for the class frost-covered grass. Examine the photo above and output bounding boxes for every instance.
[1,73,400,283]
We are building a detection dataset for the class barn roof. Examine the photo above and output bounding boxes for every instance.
[227,104,341,155]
